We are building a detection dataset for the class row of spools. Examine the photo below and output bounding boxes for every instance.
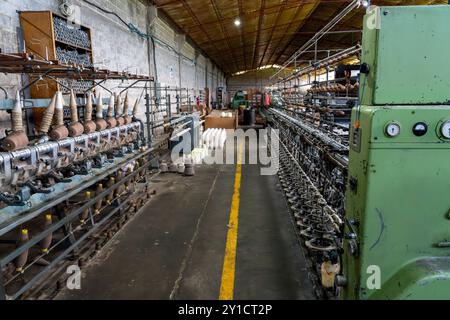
[13,160,145,275]
[160,158,195,176]
[202,128,227,150]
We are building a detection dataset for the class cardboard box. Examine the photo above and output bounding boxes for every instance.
[205,110,237,130]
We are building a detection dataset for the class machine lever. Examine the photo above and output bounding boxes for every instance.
[24,181,52,194]
[48,171,72,183]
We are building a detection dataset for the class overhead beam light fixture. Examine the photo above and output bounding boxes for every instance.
[360,0,370,7]
[234,19,241,27]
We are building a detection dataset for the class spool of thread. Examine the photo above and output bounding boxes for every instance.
[0,131,29,151]
[69,89,79,123]
[50,125,69,141]
[107,94,115,118]
[80,191,91,223]
[132,97,140,118]
[85,92,93,121]
[84,92,97,133]
[96,91,104,119]
[68,121,84,137]
[184,163,195,176]
[95,183,104,214]
[15,229,29,273]
[40,93,57,135]
[1,92,29,151]
[106,177,115,204]
[115,93,123,117]
[160,162,168,173]
[40,213,53,253]
[169,163,178,173]
[115,170,123,197]
[11,91,23,132]
[50,92,69,141]
[123,92,131,124]
[95,92,108,131]
[115,93,125,125]
[67,90,85,137]
[55,91,65,126]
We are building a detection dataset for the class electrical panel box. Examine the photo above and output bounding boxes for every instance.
[361,5,450,106]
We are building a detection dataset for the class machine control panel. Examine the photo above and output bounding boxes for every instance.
[370,108,450,144]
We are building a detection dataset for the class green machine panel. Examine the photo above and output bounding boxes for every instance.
[343,106,450,300]
[342,5,450,300]
[361,5,450,106]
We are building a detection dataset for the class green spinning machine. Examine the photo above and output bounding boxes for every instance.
[340,5,450,299]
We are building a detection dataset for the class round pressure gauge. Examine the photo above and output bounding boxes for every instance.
[413,122,428,137]
[385,122,401,138]
[440,121,450,139]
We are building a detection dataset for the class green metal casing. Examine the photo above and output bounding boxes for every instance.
[342,6,450,300]
[360,5,450,106]
[232,91,249,109]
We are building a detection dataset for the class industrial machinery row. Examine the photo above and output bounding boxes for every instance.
[266,5,450,299]
[0,83,203,299]
[0,8,204,299]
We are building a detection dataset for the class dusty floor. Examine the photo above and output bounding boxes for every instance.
[56,157,314,300]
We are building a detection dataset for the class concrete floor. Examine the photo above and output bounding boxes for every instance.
[56,154,314,300]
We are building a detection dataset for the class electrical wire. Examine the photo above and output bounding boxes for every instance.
[79,0,196,65]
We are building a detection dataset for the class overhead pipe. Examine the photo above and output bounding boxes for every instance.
[0,91,29,151]
[271,0,362,81]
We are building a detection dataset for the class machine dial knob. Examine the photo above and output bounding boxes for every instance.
[385,122,401,138]
[440,121,450,139]
[413,122,428,137]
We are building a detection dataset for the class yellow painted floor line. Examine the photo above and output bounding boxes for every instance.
[219,143,244,300]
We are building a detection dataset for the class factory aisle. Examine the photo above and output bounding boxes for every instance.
[56,149,314,300]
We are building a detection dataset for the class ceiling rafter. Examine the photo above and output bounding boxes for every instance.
[261,1,309,68]
[251,0,265,70]
[156,0,354,30]
[237,0,248,71]
[203,35,358,55]
[209,0,240,72]
[267,0,321,66]
[257,0,288,68]
[276,4,361,64]
[154,0,446,75]
[197,23,360,47]
[177,0,223,63]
